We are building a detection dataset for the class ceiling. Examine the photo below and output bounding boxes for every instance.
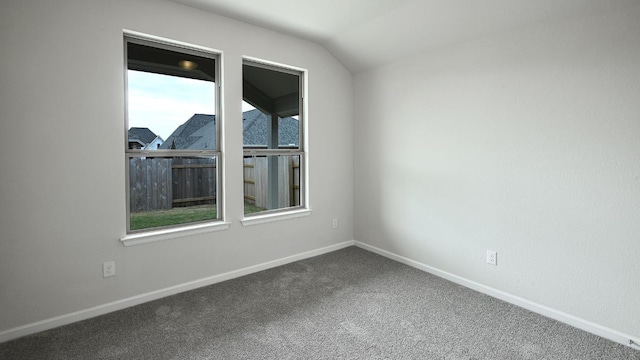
[127,40,217,81]
[171,0,636,73]
[243,63,300,117]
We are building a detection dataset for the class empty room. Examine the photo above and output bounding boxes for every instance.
[1,0,639,358]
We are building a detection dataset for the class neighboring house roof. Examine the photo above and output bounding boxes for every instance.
[160,114,216,150]
[128,127,158,145]
[160,110,299,150]
[243,109,299,147]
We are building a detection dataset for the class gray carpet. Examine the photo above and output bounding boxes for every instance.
[1,246,638,359]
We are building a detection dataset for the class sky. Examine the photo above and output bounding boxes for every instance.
[127,70,215,140]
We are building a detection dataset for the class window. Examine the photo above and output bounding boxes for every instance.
[242,60,305,216]
[124,35,222,234]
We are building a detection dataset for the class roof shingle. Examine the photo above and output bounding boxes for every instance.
[159,110,299,150]
[128,127,158,145]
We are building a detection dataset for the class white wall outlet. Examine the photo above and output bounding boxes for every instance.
[486,250,497,266]
[103,261,115,278]
[332,218,338,229]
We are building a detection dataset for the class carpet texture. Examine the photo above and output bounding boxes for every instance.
[1,246,638,359]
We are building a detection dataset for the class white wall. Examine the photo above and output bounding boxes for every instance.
[0,0,353,335]
[354,5,640,340]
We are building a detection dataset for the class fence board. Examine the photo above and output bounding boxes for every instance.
[243,155,299,209]
[129,157,172,212]
[172,158,216,208]
[129,157,216,212]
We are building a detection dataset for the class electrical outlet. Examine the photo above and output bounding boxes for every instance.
[332,218,338,229]
[103,261,115,278]
[486,250,497,266]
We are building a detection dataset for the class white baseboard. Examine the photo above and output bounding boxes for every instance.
[354,240,640,350]
[0,240,355,343]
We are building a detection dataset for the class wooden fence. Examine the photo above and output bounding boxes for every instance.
[243,155,300,209]
[129,157,216,212]
[129,156,297,212]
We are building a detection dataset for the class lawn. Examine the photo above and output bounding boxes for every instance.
[130,202,267,230]
[243,202,266,215]
[130,205,217,230]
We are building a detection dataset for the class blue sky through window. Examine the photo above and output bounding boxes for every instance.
[127,70,215,140]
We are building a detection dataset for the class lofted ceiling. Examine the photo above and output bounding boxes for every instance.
[171,0,636,73]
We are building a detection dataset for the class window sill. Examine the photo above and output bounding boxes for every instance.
[120,221,230,247]
[241,209,312,227]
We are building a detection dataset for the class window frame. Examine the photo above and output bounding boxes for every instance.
[241,58,308,221]
[122,32,226,240]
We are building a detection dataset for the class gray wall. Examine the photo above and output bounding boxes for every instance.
[0,0,354,334]
[354,5,640,338]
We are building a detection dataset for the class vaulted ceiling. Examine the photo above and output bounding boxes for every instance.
[171,0,636,73]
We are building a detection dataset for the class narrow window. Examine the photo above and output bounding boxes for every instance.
[124,35,221,233]
[242,60,304,215]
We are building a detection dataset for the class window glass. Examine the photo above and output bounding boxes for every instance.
[127,42,216,151]
[129,156,218,230]
[243,155,301,214]
[125,37,220,232]
[242,103,299,149]
[242,61,304,215]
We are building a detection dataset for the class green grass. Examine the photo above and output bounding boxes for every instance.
[130,205,217,231]
[244,202,266,215]
[130,202,268,231]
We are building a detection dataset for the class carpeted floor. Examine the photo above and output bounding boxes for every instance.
[1,246,638,359]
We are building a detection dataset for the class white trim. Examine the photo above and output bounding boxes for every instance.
[242,55,307,74]
[123,29,223,55]
[241,209,312,227]
[0,240,355,343]
[354,241,640,350]
[121,221,231,246]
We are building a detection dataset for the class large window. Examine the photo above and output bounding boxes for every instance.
[124,35,221,233]
[242,60,305,215]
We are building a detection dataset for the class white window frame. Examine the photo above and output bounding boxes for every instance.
[241,58,310,225]
[121,32,228,245]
